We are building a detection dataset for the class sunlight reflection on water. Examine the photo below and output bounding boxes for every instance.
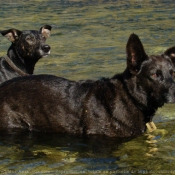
[0,0,175,174]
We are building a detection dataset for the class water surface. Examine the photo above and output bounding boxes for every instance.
[0,0,175,174]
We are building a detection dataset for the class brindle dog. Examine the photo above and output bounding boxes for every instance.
[0,25,51,84]
[0,34,175,137]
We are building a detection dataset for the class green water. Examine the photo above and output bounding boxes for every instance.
[1,0,175,174]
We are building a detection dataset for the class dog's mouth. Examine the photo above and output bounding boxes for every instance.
[42,50,51,57]
[164,92,175,104]
[39,50,51,57]
[164,85,175,103]
[166,95,175,104]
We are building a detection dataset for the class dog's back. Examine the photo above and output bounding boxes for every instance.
[0,73,146,137]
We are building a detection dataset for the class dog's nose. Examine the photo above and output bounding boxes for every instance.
[42,45,51,52]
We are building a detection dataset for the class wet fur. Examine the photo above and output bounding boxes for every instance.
[0,25,51,84]
[0,34,175,138]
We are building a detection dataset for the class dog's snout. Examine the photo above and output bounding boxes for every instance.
[166,83,175,103]
[42,45,51,52]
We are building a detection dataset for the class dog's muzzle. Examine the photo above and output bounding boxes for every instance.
[40,44,51,57]
[42,44,51,53]
[166,84,175,103]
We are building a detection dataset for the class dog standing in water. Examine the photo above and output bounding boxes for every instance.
[0,34,175,137]
[0,25,51,84]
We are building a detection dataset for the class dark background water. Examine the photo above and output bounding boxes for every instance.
[0,0,175,174]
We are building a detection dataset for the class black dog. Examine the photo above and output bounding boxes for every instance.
[0,25,51,84]
[0,34,175,138]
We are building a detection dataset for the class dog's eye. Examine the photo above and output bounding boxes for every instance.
[170,70,175,77]
[41,35,46,41]
[150,70,163,81]
[151,73,157,79]
[26,35,35,43]
[26,36,31,41]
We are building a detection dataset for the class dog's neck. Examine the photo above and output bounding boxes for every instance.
[4,55,29,76]
[7,44,36,74]
[7,45,27,72]
[122,68,158,122]
[23,59,38,75]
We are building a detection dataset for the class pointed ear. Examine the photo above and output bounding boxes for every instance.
[0,29,22,43]
[126,34,148,74]
[39,25,52,39]
[164,46,175,66]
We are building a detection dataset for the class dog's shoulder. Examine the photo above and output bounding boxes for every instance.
[75,75,124,101]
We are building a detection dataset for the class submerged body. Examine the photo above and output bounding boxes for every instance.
[0,34,175,137]
[0,74,146,137]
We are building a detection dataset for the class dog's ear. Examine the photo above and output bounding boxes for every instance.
[40,25,52,39]
[126,33,148,74]
[164,46,175,66]
[0,29,22,43]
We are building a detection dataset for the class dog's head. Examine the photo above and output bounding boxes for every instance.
[0,25,51,61]
[126,34,175,108]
